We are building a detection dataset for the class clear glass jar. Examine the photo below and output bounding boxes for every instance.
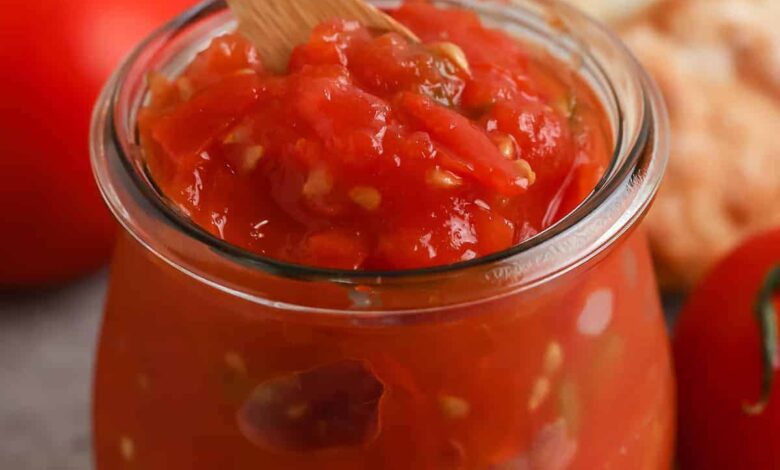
[90,0,673,468]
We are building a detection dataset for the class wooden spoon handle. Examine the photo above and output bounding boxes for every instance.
[227,0,419,73]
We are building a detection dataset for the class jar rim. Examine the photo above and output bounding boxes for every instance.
[91,0,668,291]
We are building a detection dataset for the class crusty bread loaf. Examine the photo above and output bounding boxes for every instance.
[619,0,780,289]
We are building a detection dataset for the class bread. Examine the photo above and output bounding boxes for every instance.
[562,0,660,23]
[615,0,780,289]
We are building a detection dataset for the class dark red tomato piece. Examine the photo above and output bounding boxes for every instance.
[675,228,780,469]
[238,360,384,452]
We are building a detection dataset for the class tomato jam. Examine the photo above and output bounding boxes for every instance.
[138,3,610,270]
[93,2,674,469]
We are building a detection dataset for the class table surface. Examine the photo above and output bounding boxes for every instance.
[0,271,683,470]
[0,272,107,470]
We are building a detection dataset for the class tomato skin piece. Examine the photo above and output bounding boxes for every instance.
[0,0,197,287]
[396,92,528,196]
[151,74,263,159]
[675,228,780,469]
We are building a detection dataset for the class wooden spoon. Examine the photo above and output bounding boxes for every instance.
[226,0,420,73]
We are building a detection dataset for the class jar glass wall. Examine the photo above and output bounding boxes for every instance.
[90,1,673,468]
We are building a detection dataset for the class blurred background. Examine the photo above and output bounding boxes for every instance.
[0,0,778,468]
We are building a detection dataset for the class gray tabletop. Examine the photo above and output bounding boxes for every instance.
[0,272,107,470]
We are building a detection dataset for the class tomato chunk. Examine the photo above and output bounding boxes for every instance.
[150,74,263,159]
[397,92,530,196]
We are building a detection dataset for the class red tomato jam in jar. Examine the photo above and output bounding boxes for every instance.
[91,1,674,469]
[135,4,615,271]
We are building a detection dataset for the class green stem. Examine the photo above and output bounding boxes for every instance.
[744,265,780,416]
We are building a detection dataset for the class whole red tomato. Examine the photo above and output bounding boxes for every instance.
[675,228,780,469]
[0,0,195,287]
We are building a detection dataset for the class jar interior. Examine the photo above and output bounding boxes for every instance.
[95,0,663,312]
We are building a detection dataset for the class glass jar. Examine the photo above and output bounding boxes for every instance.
[90,0,672,468]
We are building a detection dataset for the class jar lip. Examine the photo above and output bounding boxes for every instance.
[96,0,667,286]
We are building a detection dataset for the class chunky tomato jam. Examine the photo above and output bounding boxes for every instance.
[139,3,610,270]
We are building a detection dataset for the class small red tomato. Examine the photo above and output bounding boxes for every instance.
[675,228,780,469]
[0,0,195,287]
